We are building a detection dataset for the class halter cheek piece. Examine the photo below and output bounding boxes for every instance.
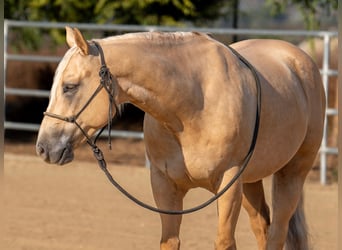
[43,41,261,215]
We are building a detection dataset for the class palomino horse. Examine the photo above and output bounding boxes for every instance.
[36,27,325,250]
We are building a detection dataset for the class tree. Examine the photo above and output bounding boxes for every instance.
[5,0,229,25]
[266,0,338,30]
[5,0,230,50]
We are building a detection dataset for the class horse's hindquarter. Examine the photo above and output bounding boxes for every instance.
[231,40,325,182]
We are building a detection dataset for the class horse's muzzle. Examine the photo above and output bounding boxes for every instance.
[36,140,74,165]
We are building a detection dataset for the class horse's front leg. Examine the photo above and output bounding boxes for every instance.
[150,165,186,250]
[215,166,243,250]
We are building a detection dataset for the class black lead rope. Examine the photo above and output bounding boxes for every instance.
[44,42,261,215]
[95,41,118,150]
[90,44,261,215]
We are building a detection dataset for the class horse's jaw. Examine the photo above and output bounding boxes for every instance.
[36,134,75,165]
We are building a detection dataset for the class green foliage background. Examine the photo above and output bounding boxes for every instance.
[5,0,232,49]
[5,0,232,25]
[4,0,338,50]
[266,0,338,30]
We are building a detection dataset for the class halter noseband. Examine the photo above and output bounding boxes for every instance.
[44,41,117,151]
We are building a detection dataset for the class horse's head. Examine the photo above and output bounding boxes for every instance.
[36,27,116,165]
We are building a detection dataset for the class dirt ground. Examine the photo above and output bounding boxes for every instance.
[2,140,338,250]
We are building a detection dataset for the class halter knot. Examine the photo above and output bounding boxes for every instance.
[99,65,110,79]
[66,116,76,123]
[92,146,104,161]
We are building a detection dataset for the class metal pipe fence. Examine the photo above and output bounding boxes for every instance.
[4,20,338,184]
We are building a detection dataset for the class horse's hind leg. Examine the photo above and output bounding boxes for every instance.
[150,166,186,250]
[267,156,313,250]
[242,180,270,250]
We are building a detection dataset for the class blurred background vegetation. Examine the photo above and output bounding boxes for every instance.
[4,0,338,50]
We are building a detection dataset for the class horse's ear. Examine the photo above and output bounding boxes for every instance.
[65,26,89,55]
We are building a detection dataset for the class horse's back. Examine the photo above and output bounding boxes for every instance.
[231,39,325,111]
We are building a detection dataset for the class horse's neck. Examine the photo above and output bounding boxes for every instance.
[102,41,189,132]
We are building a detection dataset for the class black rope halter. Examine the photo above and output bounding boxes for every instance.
[44,42,116,150]
[44,41,261,215]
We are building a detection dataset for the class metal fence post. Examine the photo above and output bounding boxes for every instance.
[320,34,331,185]
[3,20,8,105]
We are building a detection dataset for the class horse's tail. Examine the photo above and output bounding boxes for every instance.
[285,193,310,250]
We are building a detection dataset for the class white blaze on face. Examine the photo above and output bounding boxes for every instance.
[47,46,78,111]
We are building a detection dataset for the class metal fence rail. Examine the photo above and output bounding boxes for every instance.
[4,20,338,184]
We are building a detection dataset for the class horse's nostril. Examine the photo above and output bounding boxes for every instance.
[36,143,43,154]
[36,143,47,159]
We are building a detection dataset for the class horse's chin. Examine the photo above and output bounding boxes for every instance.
[36,139,75,166]
[56,146,74,165]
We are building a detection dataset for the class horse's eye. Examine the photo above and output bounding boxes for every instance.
[63,83,79,94]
